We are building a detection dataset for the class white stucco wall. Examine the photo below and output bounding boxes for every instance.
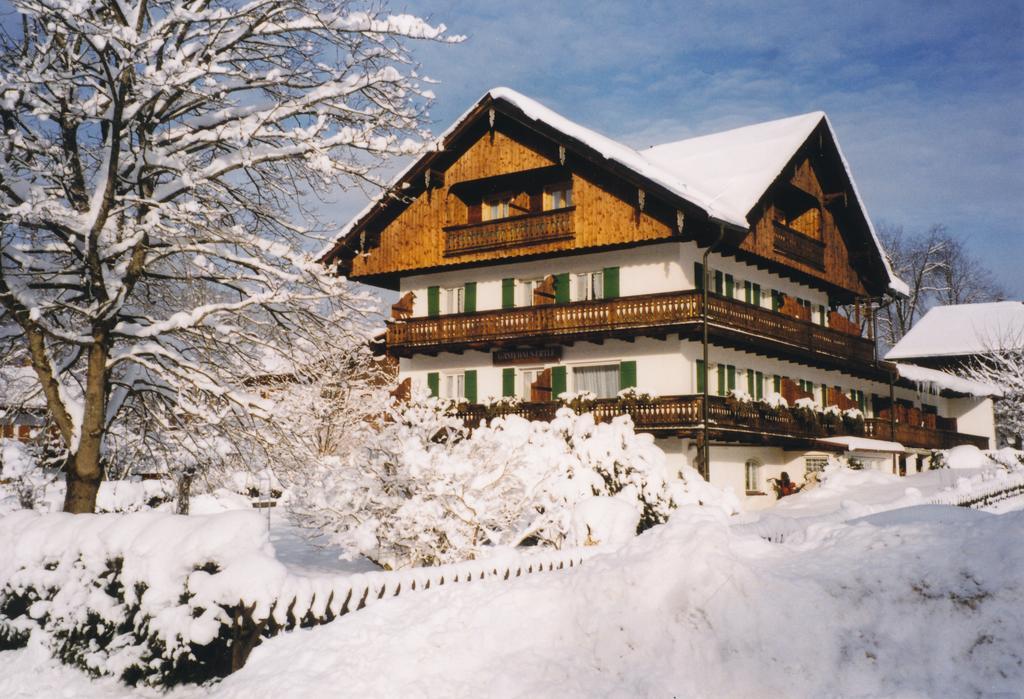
[947,397,996,446]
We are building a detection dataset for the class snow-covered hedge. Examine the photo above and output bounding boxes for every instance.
[0,509,591,687]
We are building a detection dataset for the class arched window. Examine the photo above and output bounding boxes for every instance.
[745,459,762,493]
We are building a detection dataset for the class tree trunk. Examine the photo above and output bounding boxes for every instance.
[62,337,110,513]
[63,455,103,513]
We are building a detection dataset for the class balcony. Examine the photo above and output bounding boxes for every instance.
[773,221,825,270]
[386,289,877,373]
[444,208,575,256]
[453,395,990,451]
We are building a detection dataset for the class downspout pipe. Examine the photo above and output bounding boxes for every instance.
[700,224,726,482]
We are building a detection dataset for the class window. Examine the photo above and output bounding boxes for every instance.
[443,373,466,400]
[482,195,511,221]
[442,286,464,315]
[744,280,762,306]
[520,367,543,400]
[805,456,829,474]
[573,364,619,399]
[545,183,573,210]
[519,278,543,307]
[716,364,737,396]
[572,271,604,302]
[745,460,762,493]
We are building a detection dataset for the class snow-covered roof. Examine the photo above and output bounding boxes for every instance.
[326,89,907,296]
[894,363,1003,398]
[641,112,827,233]
[639,112,907,297]
[820,436,905,454]
[885,302,1024,361]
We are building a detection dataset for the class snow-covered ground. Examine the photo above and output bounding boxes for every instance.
[1,504,1021,698]
[2,450,1021,697]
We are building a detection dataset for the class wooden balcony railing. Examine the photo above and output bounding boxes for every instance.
[773,221,825,270]
[387,289,876,367]
[454,395,990,451]
[444,208,575,256]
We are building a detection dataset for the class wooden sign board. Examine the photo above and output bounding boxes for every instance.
[493,346,562,366]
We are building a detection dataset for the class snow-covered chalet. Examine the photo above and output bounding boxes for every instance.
[321,88,995,508]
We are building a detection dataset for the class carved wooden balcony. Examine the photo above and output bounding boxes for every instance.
[444,208,574,256]
[773,221,825,270]
[386,289,878,372]
[453,394,990,451]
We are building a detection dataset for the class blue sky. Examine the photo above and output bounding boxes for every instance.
[381,0,1024,296]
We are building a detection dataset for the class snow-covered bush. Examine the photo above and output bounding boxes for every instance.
[0,510,285,685]
[292,393,736,569]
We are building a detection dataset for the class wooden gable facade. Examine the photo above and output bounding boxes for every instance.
[325,94,894,303]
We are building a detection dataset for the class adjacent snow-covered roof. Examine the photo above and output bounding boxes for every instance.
[820,436,905,454]
[325,88,908,295]
[885,302,1024,360]
[894,363,1002,398]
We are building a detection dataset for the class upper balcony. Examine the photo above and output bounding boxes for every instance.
[387,289,879,375]
[453,394,990,451]
[443,208,575,257]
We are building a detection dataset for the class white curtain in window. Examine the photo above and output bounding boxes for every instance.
[520,369,541,399]
[573,365,618,398]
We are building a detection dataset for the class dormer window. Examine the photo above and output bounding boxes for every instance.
[545,183,573,210]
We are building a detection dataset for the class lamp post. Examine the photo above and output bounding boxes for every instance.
[700,225,726,481]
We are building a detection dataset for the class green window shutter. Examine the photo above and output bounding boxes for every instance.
[756,371,764,400]
[464,370,477,403]
[773,374,781,393]
[859,392,867,412]
[725,274,734,298]
[502,368,515,397]
[714,270,723,295]
[747,370,754,395]
[696,359,706,393]
[551,366,567,397]
[744,281,752,304]
[819,305,827,325]
[694,262,705,290]
[464,282,476,313]
[771,290,781,312]
[619,360,636,390]
[753,284,761,306]
[427,372,439,397]
[555,273,570,304]
[603,266,620,299]
[503,278,516,309]
[427,286,440,317]
[727,365,736,391]
[717,364,726,396]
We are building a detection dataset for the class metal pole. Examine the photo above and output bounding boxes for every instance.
[700,224,726,481]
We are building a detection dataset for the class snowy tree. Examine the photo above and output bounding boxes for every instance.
[877,224,1004,350]
[0,0,458,511]
[962,341,1024,449]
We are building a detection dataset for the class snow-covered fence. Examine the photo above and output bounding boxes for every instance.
[923,472,1024,510]
[0,510,591,688]
[733,472,1024,544]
